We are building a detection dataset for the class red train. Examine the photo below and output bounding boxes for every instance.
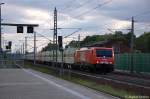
[74,47,114,73]
[26,47,114,73]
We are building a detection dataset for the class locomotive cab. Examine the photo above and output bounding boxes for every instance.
[94,47,114,72]
[74,47,114,73]
[95,48,114,65]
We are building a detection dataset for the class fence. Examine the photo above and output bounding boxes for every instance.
[115,53,150,73]
[0,52,24,68]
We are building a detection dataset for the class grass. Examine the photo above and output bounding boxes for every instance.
[24,62,138,98]
[68,76,136,98]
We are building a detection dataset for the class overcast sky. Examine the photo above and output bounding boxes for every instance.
[1,0,150,52]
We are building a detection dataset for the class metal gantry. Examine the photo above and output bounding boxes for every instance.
[53,7,58,67]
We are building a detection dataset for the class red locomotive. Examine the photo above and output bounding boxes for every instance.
[74,47,114,73]
[26,47,114,73]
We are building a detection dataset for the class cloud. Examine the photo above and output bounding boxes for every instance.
[1,0,150,52]
[109,19,130,29]
[98,0,150,21]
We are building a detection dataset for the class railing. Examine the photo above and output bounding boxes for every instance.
[0,53,24,68]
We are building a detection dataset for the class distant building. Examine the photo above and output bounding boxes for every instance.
[85,40,130,54]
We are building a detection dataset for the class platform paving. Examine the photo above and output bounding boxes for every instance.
[0,68,119,99]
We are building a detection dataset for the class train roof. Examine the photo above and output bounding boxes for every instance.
[76,47,113,51]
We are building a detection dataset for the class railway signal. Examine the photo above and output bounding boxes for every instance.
[58,36,63,50]
[6,45,9,49]
[2,23,38,34]
[8,41,12,47]
[58,36,63,76]
[17,26,24,33]
[5,41,12,50]
[27,26,34,33]
[17,25,34,33]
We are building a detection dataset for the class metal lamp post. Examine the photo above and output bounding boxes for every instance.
[0,3,4,53]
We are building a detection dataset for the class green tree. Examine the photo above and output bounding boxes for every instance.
[135,32,150,52]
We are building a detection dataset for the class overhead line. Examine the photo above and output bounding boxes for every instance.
[58,0,112,28]
[36,33,52,42]
[64,28,82,38]
[133,10,150,18]
[57,0,94,27]
[60,0,78,12]
[74,0,112,18]
[60,0,92,13]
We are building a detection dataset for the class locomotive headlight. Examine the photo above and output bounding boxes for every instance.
[96,61,99,63]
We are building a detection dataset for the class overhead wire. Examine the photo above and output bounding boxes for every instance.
[60,0,93,14]
[36,33,52,42]
[133,10,150,18]
[51,0,150,42]
[57,0,97,27]
[74,0,112,19]
[101,9,150,34]
[59,0,79,12]
[58,0,112,30]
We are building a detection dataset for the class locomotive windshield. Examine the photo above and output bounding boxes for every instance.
[96,49,112,57]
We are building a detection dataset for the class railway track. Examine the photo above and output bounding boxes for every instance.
[112,70,150,80]
[68,69,150,89]
[68,69,150,95]
[25,61,150,95]
[102,73,150,87]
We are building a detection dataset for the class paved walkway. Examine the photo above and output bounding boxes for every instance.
[0,68,119,99]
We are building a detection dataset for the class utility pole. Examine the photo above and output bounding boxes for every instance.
[21,44,23,54]
[2,37,4,49]
[20,45,22,55]
[130,16,134,73]
[78,34,80,49]
[25,37,27,59]
[60,48,64,76]
[0,3,4,53]
[131,17,134,53]
[23,42,24,54]
[53,7,58,67]
[34,31,36,65]
[22,42,25,66]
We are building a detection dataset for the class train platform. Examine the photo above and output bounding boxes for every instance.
[0,68,119,99]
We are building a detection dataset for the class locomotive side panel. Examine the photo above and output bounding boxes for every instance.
[75,49,95,65]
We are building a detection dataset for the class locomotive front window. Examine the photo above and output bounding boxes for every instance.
[96,50,112,57]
